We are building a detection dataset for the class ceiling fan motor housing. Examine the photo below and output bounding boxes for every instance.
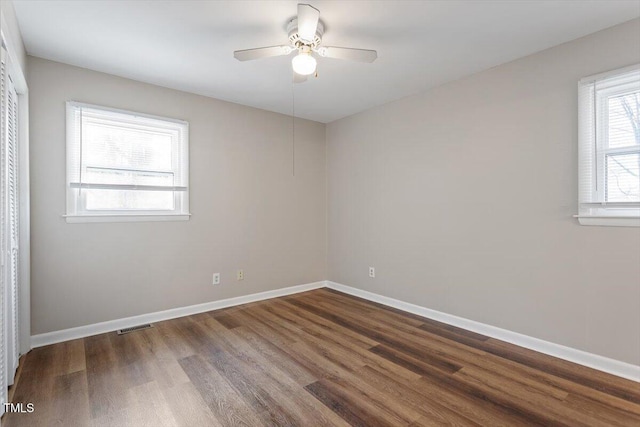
[287,18,325,48]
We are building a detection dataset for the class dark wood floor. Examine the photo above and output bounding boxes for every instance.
[3,288,640,426]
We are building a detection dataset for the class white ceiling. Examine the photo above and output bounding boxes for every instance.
[12,0,640,123]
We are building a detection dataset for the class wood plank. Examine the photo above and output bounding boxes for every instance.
[366,362,532,427]
[84,333,127,421]
[196,319,349,427]
[48,370,91,427]
[181,317,303,426]
[235,309,425,425]
[214,313,244,330]
[563,393,640,427]
[179,354,266,427]
[225,337,350,426]
[257,301,422,382]
[270,299,379,349]
[132,326,191,389]
[371,344,561,426]
[160,381,223,427]
[125,380,179,427]
[453,366,617,426]
[484,339,640,404]
[356,364,482,427]
[153,316,199,360]
[305,381,374,427]
[305,380,403,427]
[319,288,431,325]
[232,326,317,387]
[286,297,465,374]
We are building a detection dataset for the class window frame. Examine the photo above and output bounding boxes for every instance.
[65,101,190,223]
[577,65,640,227]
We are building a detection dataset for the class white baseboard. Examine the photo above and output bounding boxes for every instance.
[30,281,325,348]
[326,281,640,382]
[30,279,640,383]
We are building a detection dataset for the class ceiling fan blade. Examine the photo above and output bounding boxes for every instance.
[317,46,377,63]
[293,73,308,84]
[234,45,292,61]
[297,4,320,43]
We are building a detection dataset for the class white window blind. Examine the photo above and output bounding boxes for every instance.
[577,65,640,226]
[66,102,190,222]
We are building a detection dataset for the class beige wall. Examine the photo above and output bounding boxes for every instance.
[28,56,326,335]
[327,19,640,365]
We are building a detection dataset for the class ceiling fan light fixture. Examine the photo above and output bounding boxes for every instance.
[233,4,377,80]
[292,51,316,76]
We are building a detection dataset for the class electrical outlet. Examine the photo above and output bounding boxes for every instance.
[237,269,244,281]
[369,267,375,278]
[212,273,220,285]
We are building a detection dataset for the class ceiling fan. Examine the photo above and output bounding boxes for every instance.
[233,3,377,82]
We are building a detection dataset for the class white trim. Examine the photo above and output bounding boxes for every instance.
[17,86,29,355]
[326,281,640,382]
[579,63,640,84]
[575,216,640,227]
[66,101,188,125]
[70,183,188,192]
[30,281,325,347]
[64,213,191,223]
[580,202,640,208]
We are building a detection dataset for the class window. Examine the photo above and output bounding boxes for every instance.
[578,65,640,226]
[66,102,189,222]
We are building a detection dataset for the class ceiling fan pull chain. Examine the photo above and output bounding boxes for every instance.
[292,80,295,177]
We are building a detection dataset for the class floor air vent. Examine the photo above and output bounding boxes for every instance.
[117,323,154,335]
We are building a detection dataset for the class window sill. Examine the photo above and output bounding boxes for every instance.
[574,215,640,227]
[64,214,191,223]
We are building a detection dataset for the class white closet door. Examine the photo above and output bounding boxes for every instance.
[6,64,19,384]
[0,44,8,414]
[0,43,20,414]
